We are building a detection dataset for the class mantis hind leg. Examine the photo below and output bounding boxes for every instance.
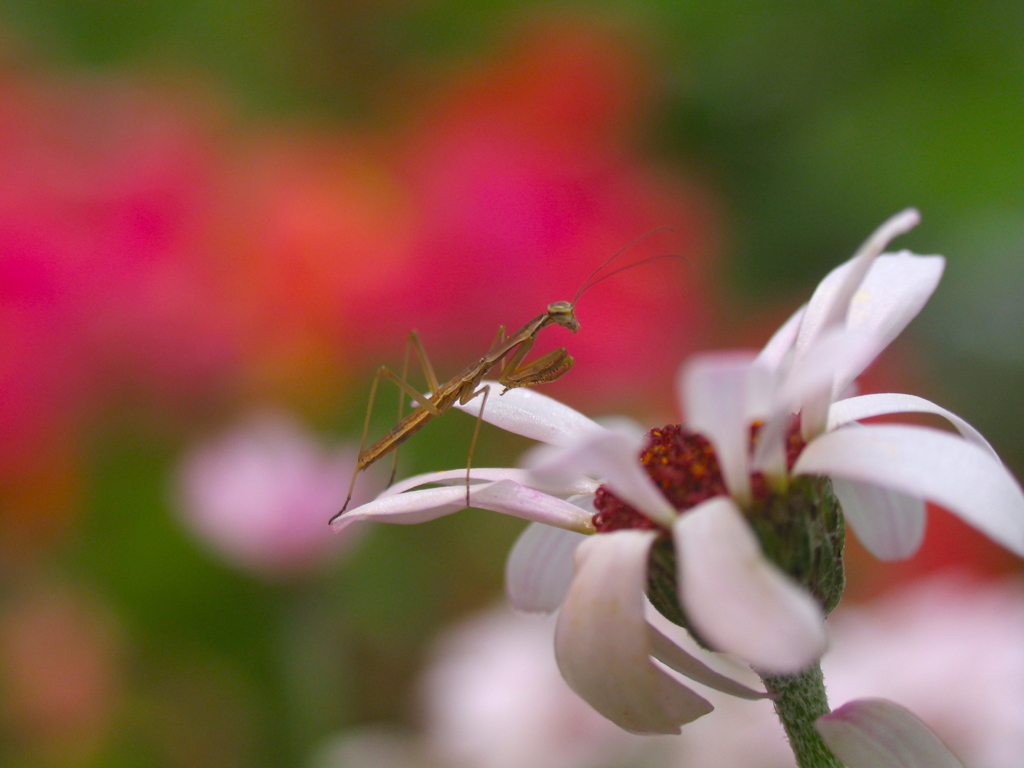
[460,383,492,508]
[389,330,441,486]
[338,332,441,515]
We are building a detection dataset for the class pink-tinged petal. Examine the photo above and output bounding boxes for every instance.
[529,429,677,528]
[555,531,713,734]
[331,480,594,534]
[828,393,999,461]
[455,383,602,446]
[506,522,587,613]
[756,304,805,371]
[646,624,769,700]
[381,468,599,498]
[674,498,827,673]
[750,412,789,481]
[794,424,1024,557]
[680,353,773,504]
[844,253,945,372]
[796,209,920,357]
[817,699,966,768]
[782,326,885,439]
[783,326,883,409]
[331,486,467,533]
[831,478,926,561]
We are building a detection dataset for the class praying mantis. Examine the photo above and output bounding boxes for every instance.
[334,237,677,519]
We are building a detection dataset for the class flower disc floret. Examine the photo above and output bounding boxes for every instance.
[593,424,725,533]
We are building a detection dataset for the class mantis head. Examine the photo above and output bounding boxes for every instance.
[546,301,580,333]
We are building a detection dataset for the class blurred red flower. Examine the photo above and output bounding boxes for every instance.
[210,128,415,406]
[0,69,250,549]
[350,16,717,409]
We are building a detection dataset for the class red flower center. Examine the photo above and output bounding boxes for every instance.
[593,418,805,533]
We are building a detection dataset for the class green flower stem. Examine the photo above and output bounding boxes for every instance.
[761,664,842,768]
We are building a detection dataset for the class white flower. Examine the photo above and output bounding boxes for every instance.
[332,211,1024,734]
[333,391,769,735]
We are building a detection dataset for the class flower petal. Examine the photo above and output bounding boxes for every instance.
[782,326,883,408]
[831,478,926,561]
[794,424,1024,557]
[756,304,805,371]
[843,253,945,375]
[816,699,966,768]
[780,326,886,439]
[380,468,599,498]
[828,392,999,461]
[646,624,769,700]
[680,353,773,504]
[796,209,920,357]
[528,428,677,528]
[455,382,602,446]
[554,530,713,734]
[331,480,594,534]
[673,498,827,673]
[505,522,587,613]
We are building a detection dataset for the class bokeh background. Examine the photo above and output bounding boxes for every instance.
[1,2,1022,767]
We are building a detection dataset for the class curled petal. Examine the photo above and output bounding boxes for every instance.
[506,522,587,613]
[555,531,713,734]
[781,326,886,439]
[646,624,768,700]
[680,353,773,504]
[832,478,926,561]
[816,699,966,768]
[828,393,999,461]
[843,253,945,378]
[756,304,805,371]
[783,327,883,405]
[673,498,827,673]
[796,209,921,357]
[455,383,602,446]
[794,424,1024,557]
[529,429,677,528]
[381,468,599,498]
[331,480,594,534]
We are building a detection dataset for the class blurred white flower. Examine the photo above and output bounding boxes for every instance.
[177,412,373,577]
[418,603,676,768]
[411,575,1022,768]
[823,573,1024,768]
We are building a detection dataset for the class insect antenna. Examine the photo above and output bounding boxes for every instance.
[572,226,673,304]
[573,252,686,304]
[572,227,687,305]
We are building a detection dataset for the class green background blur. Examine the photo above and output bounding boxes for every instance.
[2,2,1023,766]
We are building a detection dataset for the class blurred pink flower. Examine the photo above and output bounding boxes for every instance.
[0,67,247,547]
[0,71,243,405]
[176,412,374,577]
